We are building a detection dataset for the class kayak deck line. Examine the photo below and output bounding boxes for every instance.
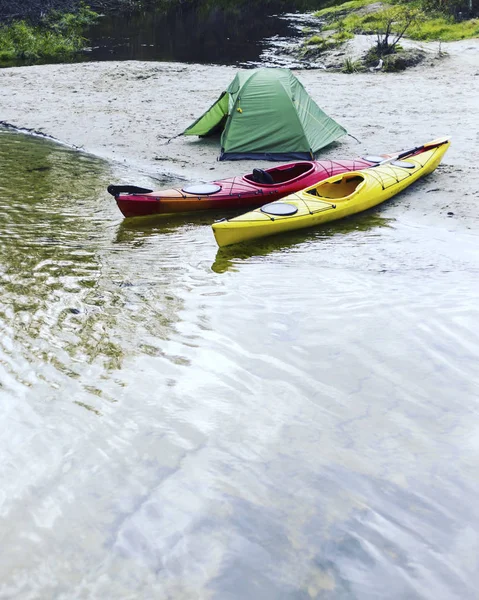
[212,139,451,248]
[106,146,419,218]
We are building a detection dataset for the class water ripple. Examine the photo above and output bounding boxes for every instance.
[1,129,479,598]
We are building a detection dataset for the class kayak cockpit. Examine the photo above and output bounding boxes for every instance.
[244,162,315,186]
[307,174,365,200]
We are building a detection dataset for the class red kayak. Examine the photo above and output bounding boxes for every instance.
[107,154,398,218]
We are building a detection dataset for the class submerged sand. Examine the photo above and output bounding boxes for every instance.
[0,38,478,224]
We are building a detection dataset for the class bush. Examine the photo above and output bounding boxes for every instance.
[0,4,98,62]
[373,6,424,55]
[0,20,78,60]
[43,4,99,33]
[342,57,363,72]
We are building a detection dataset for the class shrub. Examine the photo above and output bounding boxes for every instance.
[342,57,363,72]
[362,6,422,55]
[43,4,99,34]
[0,5,99,63]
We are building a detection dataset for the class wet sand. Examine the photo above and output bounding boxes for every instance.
[1,38,478,224]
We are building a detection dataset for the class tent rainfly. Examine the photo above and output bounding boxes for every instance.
[182,68,347,161]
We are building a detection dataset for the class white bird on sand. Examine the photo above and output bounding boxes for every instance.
[369,58,383,72]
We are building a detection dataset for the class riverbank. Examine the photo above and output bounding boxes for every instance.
[281,0,479,71]
[0,39,478,226]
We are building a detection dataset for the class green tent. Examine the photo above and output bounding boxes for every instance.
[183,68,347,161]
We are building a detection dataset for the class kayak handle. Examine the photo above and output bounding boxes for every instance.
[107,185,153,197]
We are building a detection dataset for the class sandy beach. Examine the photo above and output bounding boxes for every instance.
[1,38,478,223]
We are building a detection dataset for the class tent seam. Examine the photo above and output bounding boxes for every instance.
[221,70,261,156]
[277,76,313,158]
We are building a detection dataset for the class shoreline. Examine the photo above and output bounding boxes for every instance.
[1,40,478,225]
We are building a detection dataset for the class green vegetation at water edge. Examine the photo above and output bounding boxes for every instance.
[304,28,353,51]
[342,56,364,72]
[313,0,378,18]
[0,5,99,63]
[314,0,479,41]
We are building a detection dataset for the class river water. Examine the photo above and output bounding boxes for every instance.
[1,1,318,69]
[1,128,479,598]
[83,0,319,66]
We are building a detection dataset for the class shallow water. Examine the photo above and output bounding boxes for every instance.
[1,128,479,598]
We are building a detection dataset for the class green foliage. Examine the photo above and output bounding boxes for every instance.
[325,11,386,34]
[318,0,478,42]
[0,5,99,63]
[44,4,99,34]
[301,34,334,56]
[331,29,354,41]
[408,15,479,39]
[305,35,329,45]
[342,57,363,72]
[303,29,353,54]
[317,0,477,18]
[419,0,477,18]
[0,20,75,61]
[373,5,424,54]
[314,0,378,19]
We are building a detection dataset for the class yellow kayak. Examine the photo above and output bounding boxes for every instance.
[212,138,450,248]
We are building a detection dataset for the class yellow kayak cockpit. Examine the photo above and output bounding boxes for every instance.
[306,174,366,200]
[212,139,451,247]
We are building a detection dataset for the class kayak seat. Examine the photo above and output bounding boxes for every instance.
[245,163,313,185]
[252,168,274,185]
[308,175,365,199]
[271,162,313,183]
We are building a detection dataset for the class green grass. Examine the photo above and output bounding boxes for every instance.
[0,5,99,63]
[315,0,479,41]
[305,34,324,44]
[328,12,382,33]
[330,29,355,41]
[314,0,379,19]
[408,16,479,40]
[302,34,334,55]
[303,29,353,52]
[342,57,364,71]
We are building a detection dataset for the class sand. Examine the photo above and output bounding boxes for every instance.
[1,37,478,223]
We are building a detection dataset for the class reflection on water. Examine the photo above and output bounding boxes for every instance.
[114,210,221,244]
[0,131,116,379]
[211,213,393,273]
[82,0,320,65]
[1,129,479,598]
[1,1,320,68]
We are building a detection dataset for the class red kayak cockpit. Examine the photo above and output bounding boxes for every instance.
[243,162,315,186]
